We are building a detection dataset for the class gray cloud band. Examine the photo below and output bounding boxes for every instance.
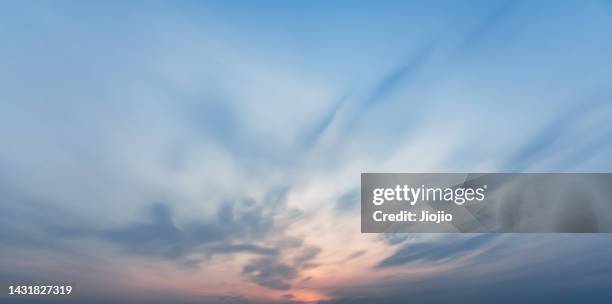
[361,173,612,233]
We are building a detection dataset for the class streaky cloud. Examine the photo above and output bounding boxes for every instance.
[377,234,498,268]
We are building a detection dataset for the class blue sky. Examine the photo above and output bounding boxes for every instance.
[1,1,612,303]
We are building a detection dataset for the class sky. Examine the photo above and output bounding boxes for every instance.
[1,0,612,303]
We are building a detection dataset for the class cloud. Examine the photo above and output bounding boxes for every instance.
[242,244,321,290]
[91,201,279,260]
[1,179,321,296]
[503,95,612,171]
[324,236,612,304]
[205,244,278,256]
[344,250,366,262]
[377,234,498,268]
[293,245,321,266]
[243,258,298,291]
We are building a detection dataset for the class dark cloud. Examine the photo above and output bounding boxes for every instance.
[95,202,277,260]
[0,186,95,256]
[325,236,612,304]
[205,244,278,256]
[344,250,366,261]
[377,234,498,268]
[281,293,294,299]
[85,185,298,262]
[1,183,321,294]
[50,187,292,262]
[242,244,321,290]
[243,258,298,290]
[0,184,289,262]
[293,245,321,266]
[101,203,192,258]
[274,236,304,249]
[264,185,292,209]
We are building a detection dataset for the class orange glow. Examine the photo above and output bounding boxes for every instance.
[288,289,330,303]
